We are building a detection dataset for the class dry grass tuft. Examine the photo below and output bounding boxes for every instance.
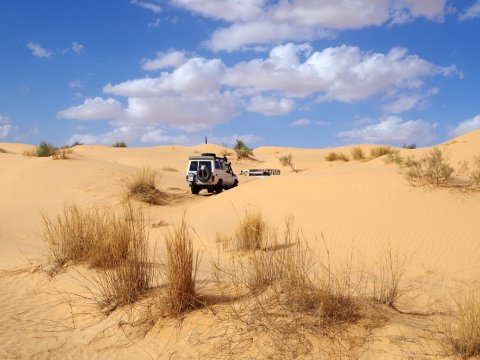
[162,166,178,172]
[234,210,268,251]
[441,290,480,358]
[42,203,145,269]
[126,167,168,205]
[370,146,391,159]
[22,148,37,157]
[371,245,406,307]
[163,217,200,316]
[52,147,73,160]
[278,153,298,172]
[325,151,349,162]
[350,147,365,160]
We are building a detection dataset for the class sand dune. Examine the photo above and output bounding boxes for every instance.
[1,131,480,358]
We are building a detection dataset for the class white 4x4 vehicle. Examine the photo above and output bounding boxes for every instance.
[186,153,239,195]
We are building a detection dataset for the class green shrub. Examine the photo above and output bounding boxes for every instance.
[233,139,254,160]
[113,141,127,148]
[36,141,57,157]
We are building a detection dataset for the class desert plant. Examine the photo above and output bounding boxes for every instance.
[234,210,268,251]
[370,146,391,159]
[113,141,127,148]
[22,148,37,157]
[52,147,73,160]
[325,151,349,162]
[70,141,84,147]
[233,139,254,160]
[350,147,365,160]
[406,147,454,187]
[162,166,178,172]
[384,150,404,166]
[371,245,406,307]
[402,143,416,149]
[42,203,146,269]
[278,153,298,172]
[441,290,480,358]
[164,217,200,315]
[126,167,166,205]
[36,141,57,157]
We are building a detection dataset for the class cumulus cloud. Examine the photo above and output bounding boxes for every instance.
[246,95,295,115]
[57,97,124,120]
[459,0,480,21]
[26,42,52,58]
[224,44,452,102]
[142,49,187,71]
[452,115,480,136]
[0,116,15,139]
[290,118,330,126]
[131,0,161,13]
[208,133,261,147]
[173,0,448,51]
[140,128,191,143]
[383,88,439,113]
[338,115,437,144]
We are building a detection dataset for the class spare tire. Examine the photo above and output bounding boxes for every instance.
[197,167,212,182]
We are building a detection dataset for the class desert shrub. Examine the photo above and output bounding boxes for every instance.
[163,217,200,315]
[467,154,480,190]
[52,147,73,160]
[22,148,37,157]
[126,167,167,205]
[234,210,268,251]
[94,204,153,311]
[350,147,365,160]
[162,166,178,172]
[325,151,349,162]
[384,150,404,166]
[113,141,127,148]
[402,143,416,149]
[70,141,84,147]
[406,147,454,187]
[441,290,480,358]
[278,153,298,172]
[233,139,254,160]
[370,146,391,159]
[371,245,406,307]
[36,141,57,157]
[42,203,148,269]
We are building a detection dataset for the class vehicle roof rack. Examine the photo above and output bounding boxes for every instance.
[201,153,217,157]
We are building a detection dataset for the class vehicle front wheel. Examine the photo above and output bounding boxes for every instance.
[232,180,238,188]
[191,186,200,195]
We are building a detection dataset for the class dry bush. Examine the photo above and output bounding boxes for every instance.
[163,217,200,316]
[233,139,254,160]
[278,153,298,172]
[42,203,144,269]
[406,147,454,187]
[370,146,391,159]
[440,290,480,358]
[350,147,365,160]
[233,210,268,251]
[52,147,73,160]
[371,245,406,307]
[94,204,154,311]
[162,166,178,172]
[22,148,37,157]
[325,151,349,162]
[126,167,167,205]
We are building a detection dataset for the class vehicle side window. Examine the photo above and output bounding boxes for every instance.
[215,160,221,170]
[189,161,198,171]
[199,161,212,171]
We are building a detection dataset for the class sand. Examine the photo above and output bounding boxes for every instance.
[1,131,480,358]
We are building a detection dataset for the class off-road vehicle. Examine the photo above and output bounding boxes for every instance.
[186,153,238,195]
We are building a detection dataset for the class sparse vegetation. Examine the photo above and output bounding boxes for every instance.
[402,143,416,149]
[42,203,147,269]
[22,148,36,157]
[126,167,167,205]
[36,141,57,157]
[52,147,73,160]
[278,153,298,172]
[406,147,454,187]
[325,151,349,162]
[233,210,268,251]
[350,147,365,160]
[441,290,480,358]
[70,141,84,147]
[113,141,127,148]
[163,217,200,316]
[233,139,254,160]
[370,146,391,159]
[162,166,178,172]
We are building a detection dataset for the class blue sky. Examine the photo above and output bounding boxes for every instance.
[1,0,480,148]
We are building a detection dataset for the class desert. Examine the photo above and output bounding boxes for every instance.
[1,131,480,359]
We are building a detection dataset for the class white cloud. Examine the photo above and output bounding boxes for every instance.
[224,44,451,102]
[291,118,312,126]
[71,41,84,54]
[140,128,191,143]
[141,49,187,71]
[208,134,261,147]
[0,116,15,139]
[26,42,52,58]
[131,0,161,13]
[172,0,264,22]
[452,115,480,136]
[459,0,480,21]
[246,95,295,115]
[338,115,437,144]
[383,87,439,113]
[173,0,448,51]
[148,18,161,27]
[68,80,84,89]
[57,97,124,120]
